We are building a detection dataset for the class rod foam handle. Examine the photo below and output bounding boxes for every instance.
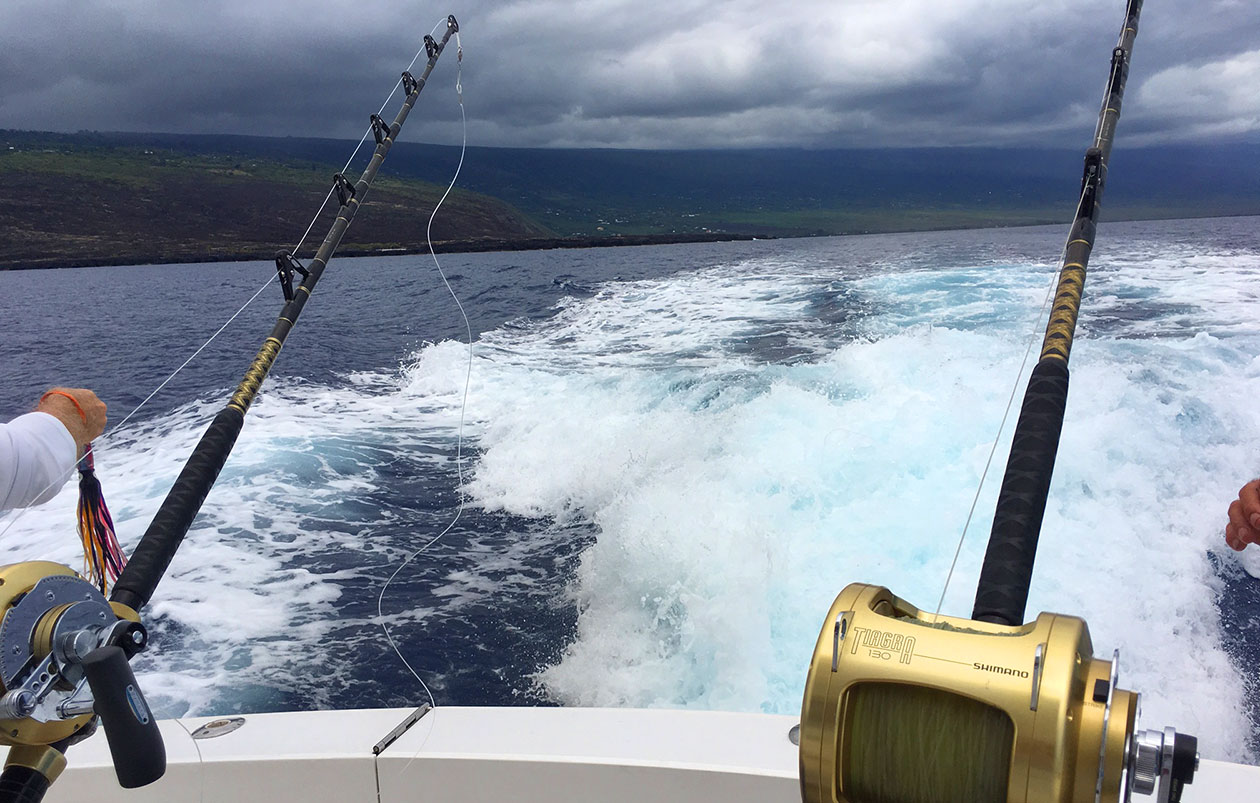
[972,358,1069,625]
[0,765,51,803]
[81,646,166,788]
[111,407,245,611]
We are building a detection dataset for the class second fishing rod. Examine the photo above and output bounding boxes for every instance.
[971,0,1142,627]
[0,18,462,803]
[799,3,1201,802]
[110,16,461,615]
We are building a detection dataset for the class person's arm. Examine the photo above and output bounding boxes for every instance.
[1225,478,1260,551]
[0,388,107,511]
[0,413,78,510]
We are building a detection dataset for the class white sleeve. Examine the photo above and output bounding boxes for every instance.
[0,412,78,511]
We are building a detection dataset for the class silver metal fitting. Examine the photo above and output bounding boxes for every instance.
[57,629,99,665]
[0,688,37,718]
[1130,729,1162,796]
[1126,725,1198,803]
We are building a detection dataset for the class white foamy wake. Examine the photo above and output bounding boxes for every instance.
[448,238,1260,761]
[0,373,480,715]
[2,225,1256,763]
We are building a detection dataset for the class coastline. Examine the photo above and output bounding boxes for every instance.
[3,211,1256,272]
[0,232,772,271]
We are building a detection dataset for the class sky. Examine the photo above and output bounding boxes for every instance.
[1,0,1257,151]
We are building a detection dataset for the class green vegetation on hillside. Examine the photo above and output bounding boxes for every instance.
[0,141,554,269]
[4,130,1258,268]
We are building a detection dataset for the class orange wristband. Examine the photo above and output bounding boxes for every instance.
[39,390,88,425]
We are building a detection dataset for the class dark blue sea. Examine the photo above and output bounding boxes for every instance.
[2,216,1258,761]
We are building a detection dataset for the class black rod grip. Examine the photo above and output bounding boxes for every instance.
[0,766,51,803]
[972,359,1070,625]
[111,407,244,611]
[81,646,166,788]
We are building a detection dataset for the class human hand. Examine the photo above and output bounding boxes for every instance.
[1225,478,1260,551]
[36,388,107,451]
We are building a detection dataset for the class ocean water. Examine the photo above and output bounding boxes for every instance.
[1,216,1258,762]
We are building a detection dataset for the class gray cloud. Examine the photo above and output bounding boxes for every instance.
[1,0,1257,149]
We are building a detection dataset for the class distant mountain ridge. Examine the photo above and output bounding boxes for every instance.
[0,131,555,269]
[2,129,1257,268]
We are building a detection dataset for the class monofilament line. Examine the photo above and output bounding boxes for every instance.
[932,186,1094,619]
[931,40,1126,620]
[0,33,438,545]
[377,28,469,710]
[930,267,1059,619]
[0,273,275,544]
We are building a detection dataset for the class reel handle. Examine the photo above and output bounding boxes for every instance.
[81,646,166,788]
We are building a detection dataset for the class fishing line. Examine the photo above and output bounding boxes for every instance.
[931,166,1099,619]
[172,718,207,803]
[930,265,1061,618]
[932,25,1131,619]
[0,31,443,545]
[377,27,467,710]
[295,29,440,256]
[0,274,277,544]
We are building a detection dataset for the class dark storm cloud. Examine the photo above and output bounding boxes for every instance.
[1,0,1257,149]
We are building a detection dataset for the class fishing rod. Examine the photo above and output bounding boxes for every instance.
[0,16,458,801]
[800,2,1200,802]
[111,18,457,615]
[970,0,1140,629]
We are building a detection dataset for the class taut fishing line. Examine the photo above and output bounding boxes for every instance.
[377,25,467,711]
[931,30,1128,618]
[0,31,444,553]
[931,247,1064,619]
[0,18,464,799]
[0,273,276,548]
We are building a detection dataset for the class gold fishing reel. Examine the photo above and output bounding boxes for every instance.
[0,561,158,788]
[800,584,1198,803]
[1,562,104,747]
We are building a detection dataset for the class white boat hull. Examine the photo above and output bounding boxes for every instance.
[39,707,1260,802]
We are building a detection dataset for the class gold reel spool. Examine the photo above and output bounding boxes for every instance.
[800,584,1139,803]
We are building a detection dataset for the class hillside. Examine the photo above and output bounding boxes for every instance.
[384,140,1260,236]
[3,130,1258,268]
[0,135,555,269]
